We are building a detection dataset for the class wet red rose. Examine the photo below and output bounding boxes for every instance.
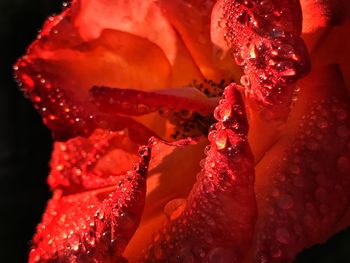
[14,0,350,262]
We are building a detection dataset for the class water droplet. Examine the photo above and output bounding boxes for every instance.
[337,156,350,173]
[234,52,245,66]
[72,241,80,251]
[336,109,348,121]
[276,227,291,244]
[121,102,132,110]
[277,44,294,58]
[177,248,195,263]
[21,73,35,89]
[164,198,187,221]
[240,75,250,86]
[137,104,149,114]
[204,145,211,155]
[270,27,284,38]
[33,96,42,103]
[276,194,294,209]
[154,243,163,259]
[214,131,228,150]
[271,247,282,258]
[317,119,329,129]
[306,139,319,151]
[288,164,300,175]
[276,61,296,76]
[138,146,149,157]
[98,211,104,220]
[192,246,206,258]
[337,125,350,138]
[293,176,305,187]
[208,247,237,263]
[222,107,232,121]
[315,187,328,201]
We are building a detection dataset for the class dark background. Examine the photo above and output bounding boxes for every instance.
[0,0,349,262]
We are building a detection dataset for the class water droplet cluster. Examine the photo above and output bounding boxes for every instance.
[220,0,310,109]
[14,60,95,140]
[91,86,214,117]
[29,144,151,262]
[254,97,350,262]
[143,85,256,262]
[48,129,139,194]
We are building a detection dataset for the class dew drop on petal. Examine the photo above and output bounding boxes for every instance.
[163,198,187,221]
[240,75,250,86]
[276,194,294,210]
[208,247,238,263]
[337,156,350,173]
[275,228,291,244]
[214,131,228,150]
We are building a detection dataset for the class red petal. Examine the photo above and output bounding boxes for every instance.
[48,129,140,194]
[252,65,350,262]
[29,143,151,263]
[142,84,257,262]
[300,0,350,33]
[215,0,310,119]
[15,56,157,142]
[90,86,216,116]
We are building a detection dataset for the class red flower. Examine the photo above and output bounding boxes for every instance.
[14,0,350,262]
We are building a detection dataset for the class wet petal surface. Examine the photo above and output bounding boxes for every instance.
[29,140,151,262]
[253,65,350,262]
[141,85,257,262]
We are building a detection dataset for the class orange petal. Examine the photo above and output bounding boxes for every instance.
[15,0,216,140]
[73,0,204,85]
[157,0,238,81]
[15,27,170,140]
[124,137,207,261]
[136,85,257,262]
[252,65,350,262]
[300,0,350,33]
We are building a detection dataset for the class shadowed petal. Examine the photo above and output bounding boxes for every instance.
[252,65,350,262]
[300,0,350,33]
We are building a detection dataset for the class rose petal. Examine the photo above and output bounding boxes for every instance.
[15,28,169,141]
[157,0,238,81]
[216,0,310,119]
[300,0,350,33]
[124,137,207,261]
[29,144,151,262]
[305,20,350,91]
[252,65,350,262]
[15,0,218,141]
[74,0,201,82]
[90,86,216,116]
[48,129,140,194]
[138,85,257,262]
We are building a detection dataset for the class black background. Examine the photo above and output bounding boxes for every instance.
[0,0,349,262]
